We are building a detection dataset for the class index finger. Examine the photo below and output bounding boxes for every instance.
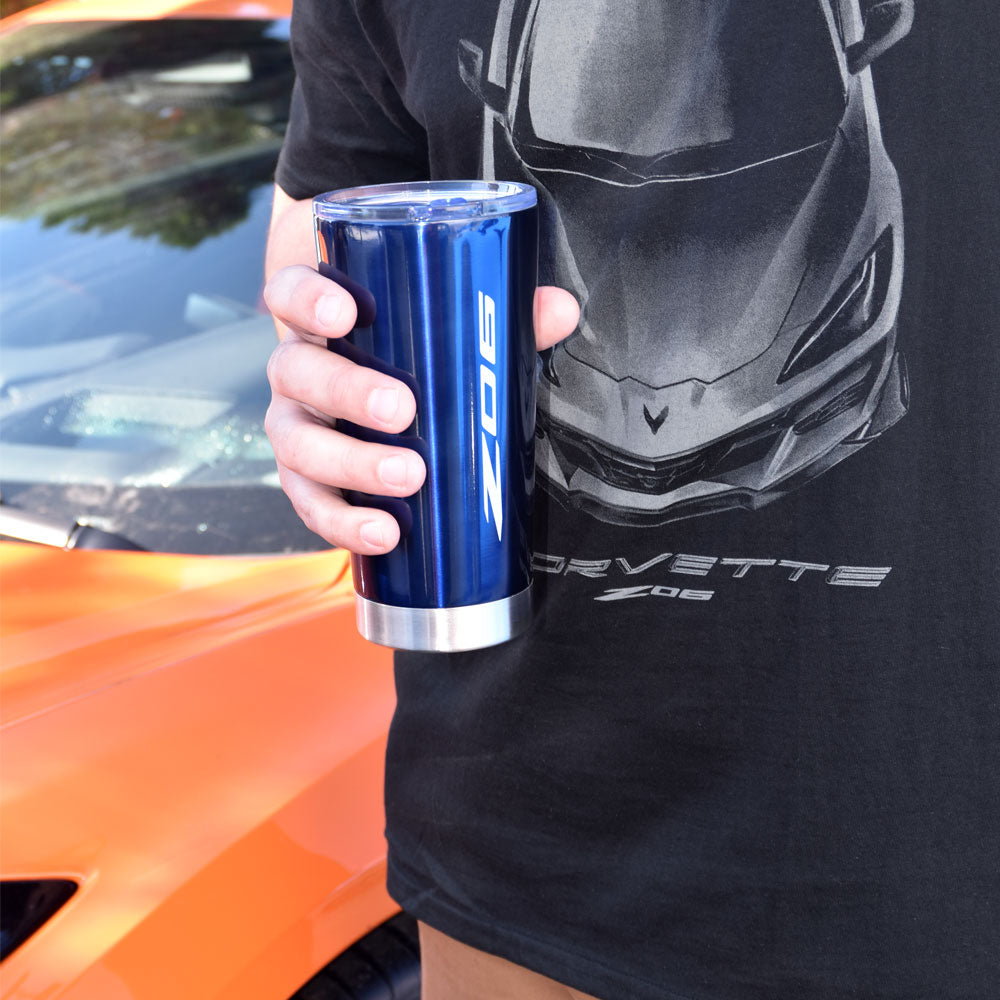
[263,265,359,345]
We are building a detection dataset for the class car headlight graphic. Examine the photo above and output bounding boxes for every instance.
[0,879,78,960]
[778,227,894,384]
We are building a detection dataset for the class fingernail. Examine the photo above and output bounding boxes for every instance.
[368,387,399,424]
[360,521,384,548]
[379,455,409,487]
[315,293,344,330]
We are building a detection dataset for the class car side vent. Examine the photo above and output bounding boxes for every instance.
[1,879,78,961]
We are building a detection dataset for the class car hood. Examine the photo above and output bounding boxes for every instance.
[0,0,291,35]
[531,116,885,459]
[0,543,351,727]
[0,542,399,1000]
[548,141,832,387]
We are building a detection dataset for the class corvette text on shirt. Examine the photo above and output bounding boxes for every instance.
[532,550,891,603]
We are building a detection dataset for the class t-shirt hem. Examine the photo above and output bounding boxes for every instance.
[386,858,702,1000]
[274,157,323,202]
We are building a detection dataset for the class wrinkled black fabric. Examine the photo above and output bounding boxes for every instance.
[278,4,1000,998]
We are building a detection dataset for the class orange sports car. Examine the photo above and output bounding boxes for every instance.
[0,2,417,997]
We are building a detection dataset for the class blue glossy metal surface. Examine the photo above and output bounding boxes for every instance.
[314,181,538,611]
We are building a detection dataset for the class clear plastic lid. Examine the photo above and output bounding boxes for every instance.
[313,180,536,223]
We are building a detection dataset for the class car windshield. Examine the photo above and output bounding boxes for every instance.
[0,18,324,554]
[522,0,845,173]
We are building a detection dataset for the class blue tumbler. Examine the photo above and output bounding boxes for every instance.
[313,180,539,652]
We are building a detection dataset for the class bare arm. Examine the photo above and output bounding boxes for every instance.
[265,186,320,339]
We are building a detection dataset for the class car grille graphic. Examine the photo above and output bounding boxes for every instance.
[541,348,885,498]
[543,414,783,495]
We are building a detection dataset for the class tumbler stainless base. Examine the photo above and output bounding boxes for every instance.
[355,585,534,652]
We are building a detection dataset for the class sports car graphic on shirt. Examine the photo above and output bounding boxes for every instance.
[459,0,912,526]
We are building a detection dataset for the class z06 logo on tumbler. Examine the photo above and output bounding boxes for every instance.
[478,291,503,542]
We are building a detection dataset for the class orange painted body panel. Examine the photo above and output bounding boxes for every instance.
[0,6,405,994]
[0,543,398,999]
[0,0,291,34]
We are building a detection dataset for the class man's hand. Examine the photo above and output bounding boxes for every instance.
[264,264,579,555]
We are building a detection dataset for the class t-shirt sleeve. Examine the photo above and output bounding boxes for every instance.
[275,0,429,200]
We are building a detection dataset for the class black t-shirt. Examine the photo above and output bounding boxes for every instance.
[276,3,1000,998]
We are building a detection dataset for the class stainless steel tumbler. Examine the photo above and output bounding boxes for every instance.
[313,180,539,652]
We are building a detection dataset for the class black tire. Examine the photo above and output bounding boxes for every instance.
[289,913,421,1000]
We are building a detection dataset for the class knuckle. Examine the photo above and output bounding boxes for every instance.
[267,409,310,475]
[264,401,303,460]
[264,266,331,330]
[294,493,319,535]
[311,508,346,549]
[275,466,296,500]
[322,360,357,417]
[316,507,351,549]
[262,270,292,316]
[334,436,363,486]
[261,281,277,314]
[276,473,324,539]
[285,483,334,544]
[265,341,291,393]
[283,427,312,476]
[263,403,284,450]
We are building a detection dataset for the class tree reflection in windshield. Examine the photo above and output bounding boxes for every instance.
[42,164,262,249]
[0,19,292,247]
[0,18,318,555]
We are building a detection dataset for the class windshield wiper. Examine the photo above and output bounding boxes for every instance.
[0,502,145,551]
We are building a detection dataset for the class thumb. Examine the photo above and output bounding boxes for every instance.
[533,285,580,351]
